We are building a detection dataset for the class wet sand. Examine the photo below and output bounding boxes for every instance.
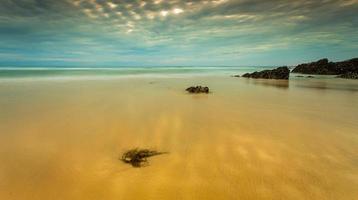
[0,76,358,200]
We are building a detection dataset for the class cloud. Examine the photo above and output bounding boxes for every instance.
[0,0,357,66]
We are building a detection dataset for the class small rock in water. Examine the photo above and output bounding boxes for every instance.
[120,148,167,168]
[307,76,315,78]
[186,86,210,93]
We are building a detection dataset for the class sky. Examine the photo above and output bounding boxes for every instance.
[0,0,357,67]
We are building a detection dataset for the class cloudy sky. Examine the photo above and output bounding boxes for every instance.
[0,0,357,67]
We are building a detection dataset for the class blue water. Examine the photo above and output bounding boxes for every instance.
[0,66,275,80]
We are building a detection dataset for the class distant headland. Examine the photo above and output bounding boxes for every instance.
[292,58,358,76]
[234,58,358,80]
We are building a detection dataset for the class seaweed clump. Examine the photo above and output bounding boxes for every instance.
[120,148,167,167]
[186,86,209,93]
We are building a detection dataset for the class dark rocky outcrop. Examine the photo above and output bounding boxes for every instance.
[121,148,167,167]
[292,58,358,75]
[186,86,209,93]
[241,66,290,80]
[336,72,358,79]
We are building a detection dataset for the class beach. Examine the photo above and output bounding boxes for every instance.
[0,68,358,200]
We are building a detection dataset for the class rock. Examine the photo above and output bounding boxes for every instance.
[292,58,358,75]
[241,66,290,80]
[186,86,209,93]
[295,75,314,78]
[232,75,240,77]
[120,148,167,167]
[336,72,358,79]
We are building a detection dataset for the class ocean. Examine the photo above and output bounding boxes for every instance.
[0,66,276,81]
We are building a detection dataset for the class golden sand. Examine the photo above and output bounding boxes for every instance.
[0,76,357,200]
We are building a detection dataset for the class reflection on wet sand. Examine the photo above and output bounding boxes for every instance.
[294,79,358,92]
[0,76,357,200]
[243,78,289,89]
